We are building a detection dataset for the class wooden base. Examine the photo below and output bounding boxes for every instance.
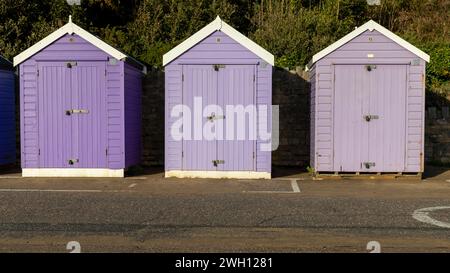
[22,168,125,178]
[314,171,422,180]
[165,170,271,179]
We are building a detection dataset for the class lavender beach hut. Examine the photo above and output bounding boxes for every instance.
[163,17,274,179]
[308,20,430,176]
[14,17,146,177]
[0,56,15,165]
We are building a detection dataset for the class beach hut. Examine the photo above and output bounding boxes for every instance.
[308,20,430,176]
[0,56,16,165]
[163,16,274,179]
[14,17,146,177]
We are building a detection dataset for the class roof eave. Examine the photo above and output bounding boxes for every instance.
[14,19,148,73]
[163,16,274,67]
[309,20,430,67]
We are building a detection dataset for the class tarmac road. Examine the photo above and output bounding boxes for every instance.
[0,167,449,253]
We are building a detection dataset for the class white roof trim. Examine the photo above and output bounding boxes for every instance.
[308,20,430,68]
[14,16,147,73]
[163,16,274,66]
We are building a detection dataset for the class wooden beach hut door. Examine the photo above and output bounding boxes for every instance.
[333,64,407,172]
[182,64,256,171]
[38,61,107,168]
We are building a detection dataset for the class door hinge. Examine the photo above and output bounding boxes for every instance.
[182,151,184,158]
[253,152,255,159]
[37,69,39,77]
[38,149,40,156]
[253,74,256,82]
[182,74,184,81]
[106,149,108,156]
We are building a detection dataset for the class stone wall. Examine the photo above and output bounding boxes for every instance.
[425,93,450,165]
[142,69,165,166]
[141,68,450,167]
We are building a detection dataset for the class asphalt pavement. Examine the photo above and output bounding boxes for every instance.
[0,166,449,252]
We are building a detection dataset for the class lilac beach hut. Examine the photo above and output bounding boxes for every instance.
[308,20,430,176]
[163,17,274,179]
[14,17,146,177]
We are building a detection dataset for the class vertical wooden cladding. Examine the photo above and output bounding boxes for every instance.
[310,28,427,173]
[0,67,15,165]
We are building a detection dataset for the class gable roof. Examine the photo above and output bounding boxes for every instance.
[308,20,430,69]
[163,16,274,66]
[14,16,147,73]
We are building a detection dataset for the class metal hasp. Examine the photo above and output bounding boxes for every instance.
[213,64,226,71]
[365,65,377,72]
[206,113,225,122]
[363,162,376,169]
[68,159,79,165]
[65,109,90,116]
[66,62,77,69]
[212,160,225,167]
[364,115,379,122]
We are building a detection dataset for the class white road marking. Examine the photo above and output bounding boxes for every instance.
[412,206,450,229]
[291,179,301,193]
[0,189,134,193]
[244,179,301,194]
[243,190,298,194]
[128,183,137,188]
[0,176,22,179]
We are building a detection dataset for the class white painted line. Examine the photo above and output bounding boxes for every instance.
[412,206,450,229]
[125,177,147,180]
[0,189,134,193]
[243,190,298,194]
[272,178,302,181]
[0,189,102,193]
[0,176,23,179]
[291,179,301,193]
[128,183,137,188]
[243,179,301,194]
